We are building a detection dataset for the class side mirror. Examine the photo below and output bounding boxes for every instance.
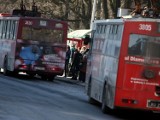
[83,35,91,45]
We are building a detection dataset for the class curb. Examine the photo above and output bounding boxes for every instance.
[55,76,85,86]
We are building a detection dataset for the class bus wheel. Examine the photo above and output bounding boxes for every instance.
[28,73,35,78]
[12,71,18,77]
[87,77,92,96]
[88,97,96,104]
[88,79,96,104]
[101,84,109,113]
[41,75,47,80]
[3,58,10,76]
[47,75,55,82]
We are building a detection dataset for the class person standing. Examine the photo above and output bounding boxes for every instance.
[69,44,76,64]
[79,49,89,82]
[80,46,86,55]
[70,49,82,80]
[68,44,76,77]
[65,46,71,77]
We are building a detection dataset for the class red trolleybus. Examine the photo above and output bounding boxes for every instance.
[0,13,68,81]
[85,18,160,113]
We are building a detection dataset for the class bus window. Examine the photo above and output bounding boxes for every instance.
[21,27,31,40]
[128,34,160,58]
[22,27,63,43]
[117,25,122,41]
[103,25,106,33]
[6,20,11,39]
[110,25,114,39]
[11,21,17,40]
[97,25,100,33]
[0,20,2,39]
[1,20,7,39]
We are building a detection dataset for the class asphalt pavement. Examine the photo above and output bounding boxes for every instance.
[55,75,85,86]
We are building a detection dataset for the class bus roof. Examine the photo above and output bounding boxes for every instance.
[125,17,160,22]
[0,13,12,17]
[0,15,67,24]
[93,17,160,24]
[94,19,124,24]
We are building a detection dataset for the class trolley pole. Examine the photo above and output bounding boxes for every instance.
[90,0,97,29]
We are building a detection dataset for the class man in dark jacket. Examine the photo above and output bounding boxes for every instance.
[79,49,89,82]
[70,49,82,80]
[65,46,71,77]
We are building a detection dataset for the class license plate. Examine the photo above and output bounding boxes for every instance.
[34,67,45,71]
[147,100,160,108]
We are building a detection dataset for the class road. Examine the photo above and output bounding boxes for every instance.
[0,74,159,120]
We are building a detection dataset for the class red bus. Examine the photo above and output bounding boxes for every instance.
[85,18,160,113]
[0,14,68,81]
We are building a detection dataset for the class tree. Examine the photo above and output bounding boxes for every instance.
[0,0,159,29]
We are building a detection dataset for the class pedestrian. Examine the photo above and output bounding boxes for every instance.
[69,44,76,64]
[70,48,82,80]
[68,44,76,76]
[79,49,89,82]
[80,46,86,55]
[65,45,71,77]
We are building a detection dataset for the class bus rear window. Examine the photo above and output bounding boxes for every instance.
[21,27,63,43]
[128,34,160,58]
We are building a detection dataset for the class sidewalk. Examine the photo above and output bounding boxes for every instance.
[55,76,85,86]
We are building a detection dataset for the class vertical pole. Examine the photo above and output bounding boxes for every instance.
[20,0,23,10]
[90,0,97,29]
[116,0,120,18]
[32,0,35,9]
[116,0,120,9]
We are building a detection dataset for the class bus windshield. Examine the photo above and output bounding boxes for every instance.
[21,27,64,43]
[128,34,160,58]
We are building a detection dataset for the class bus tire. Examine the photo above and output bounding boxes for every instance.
[28,73,35,78]
[87,77,97,104]
[12,71,18,77]
[101,84,110,113]
[88,97,96,104]
[41,75,47,80]
[3,57,10,76]
[48,76,55,82]
[87,77,92,95]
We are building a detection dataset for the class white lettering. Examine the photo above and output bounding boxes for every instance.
[130,77,159,86]
[25,21,33,25]
[139,24,152,31]
[124,56,129,60]
[130,56,144,62]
